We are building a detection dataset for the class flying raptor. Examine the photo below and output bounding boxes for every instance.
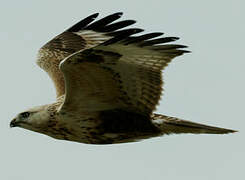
[10,12,236,144]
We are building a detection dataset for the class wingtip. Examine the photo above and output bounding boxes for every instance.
[133,28,144,34]
[67,13,100,32]
[180,45,191,54]
[106,12,123,18]
[183,50,191,54]
[173,37,180,40]
[114,12,123,16]
[88,12,100,19]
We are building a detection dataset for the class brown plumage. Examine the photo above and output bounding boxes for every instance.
[10,12,236,144]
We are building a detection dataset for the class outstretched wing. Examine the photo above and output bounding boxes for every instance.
[59,29,189,115]
[36,12,137,97]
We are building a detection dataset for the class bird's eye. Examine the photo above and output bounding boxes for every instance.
[20,112,30,119]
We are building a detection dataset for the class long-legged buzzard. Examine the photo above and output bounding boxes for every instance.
[10,12,236,144]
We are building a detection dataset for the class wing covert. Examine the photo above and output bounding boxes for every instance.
[59,33,189,115]
[36,12,137,98]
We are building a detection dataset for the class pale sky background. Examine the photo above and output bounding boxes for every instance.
[1,0,244,180]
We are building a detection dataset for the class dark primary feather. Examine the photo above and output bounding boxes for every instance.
[42,12,141,54]
[123,32,164,45]
[104,28,144,45]
[101,20,136,32]
[67,12,127,33]
[44,12,189,54]
[85,12,123,30]
[139,37,180,46]
[67,13,99,32]
[39,12,189,99]
[64,12,188,50]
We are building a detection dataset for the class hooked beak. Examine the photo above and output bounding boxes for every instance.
[10,118,18,128]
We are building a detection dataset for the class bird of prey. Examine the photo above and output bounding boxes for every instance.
[10,12,236,144]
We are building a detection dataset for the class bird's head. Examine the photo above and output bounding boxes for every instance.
[10,105,50,132]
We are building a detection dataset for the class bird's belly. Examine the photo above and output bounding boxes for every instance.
[45,119,159,144]
[49,129,158,144]
[45,110,160,144]
[46,124,138,144]
[45,116,105,144]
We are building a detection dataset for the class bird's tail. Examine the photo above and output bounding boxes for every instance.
[152,114,237,135]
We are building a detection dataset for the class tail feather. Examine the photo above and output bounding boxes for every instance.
[152,114,237,135]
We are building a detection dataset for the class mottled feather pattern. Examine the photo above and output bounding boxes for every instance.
[37,12,187,99]
[59,43,173,114]
[10,12,236,145]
